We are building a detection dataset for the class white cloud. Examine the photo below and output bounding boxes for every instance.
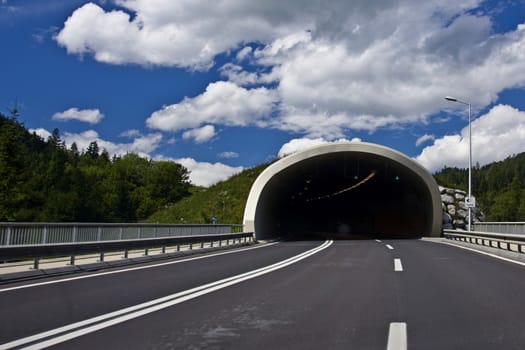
[172,157,244,187]
[52,107,104,124]
[415,134,436,147]
[120,129,141,138]
[415,104,525,172]
[62,129,162,157]
[218,151,239,159]
[278,137,361,158]
[182,125,216,143]
[146,81,278,132]
[219,63,259,86]
[57,1,525,140]
[236,46,252,61]
[29,128,52,140]
[54,1,299,69]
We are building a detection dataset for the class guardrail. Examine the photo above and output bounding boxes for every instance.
[472,222,525,235]
[443,229,525,254]
[0,232,254,270]
[0,223,243,246]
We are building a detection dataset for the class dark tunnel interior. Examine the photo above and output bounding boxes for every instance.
[254,152,434,240]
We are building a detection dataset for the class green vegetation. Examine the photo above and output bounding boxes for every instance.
[434,153,525,221]
[147,163,269,224]
[3,110,524,223]
[0,112,190,222]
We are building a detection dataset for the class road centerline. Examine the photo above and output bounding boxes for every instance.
[387,322,407,350]
[394,258,403,272]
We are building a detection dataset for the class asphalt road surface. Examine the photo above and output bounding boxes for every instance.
[2,239,525,349]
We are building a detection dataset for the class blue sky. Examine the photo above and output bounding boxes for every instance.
[1,0,525,186]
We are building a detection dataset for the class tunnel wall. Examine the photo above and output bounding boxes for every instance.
[243,142,442,240]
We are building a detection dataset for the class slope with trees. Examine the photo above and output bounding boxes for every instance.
[434,153,525,221]
[0,112,191,222]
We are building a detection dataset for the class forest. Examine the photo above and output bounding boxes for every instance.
[2,110,524,223]
[434,153,525,221]
[0,112,191,222]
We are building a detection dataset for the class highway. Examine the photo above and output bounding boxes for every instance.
[2,239,525,349]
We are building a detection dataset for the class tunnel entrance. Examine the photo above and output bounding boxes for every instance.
[244,143,442,240]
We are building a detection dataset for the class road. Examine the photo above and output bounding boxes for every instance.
[2,239,525,349]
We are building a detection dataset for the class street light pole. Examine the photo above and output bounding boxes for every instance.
[445,96,473,231]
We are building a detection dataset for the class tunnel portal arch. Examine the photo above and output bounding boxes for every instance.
[243,142,442,240]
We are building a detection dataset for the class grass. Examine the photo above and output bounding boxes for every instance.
[147,163,270,224]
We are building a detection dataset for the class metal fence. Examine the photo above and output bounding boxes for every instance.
[0,223,244,246]
[472,222,525,235]
[443,229,525,253]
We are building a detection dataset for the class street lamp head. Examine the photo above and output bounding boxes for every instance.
[445,96,458,102]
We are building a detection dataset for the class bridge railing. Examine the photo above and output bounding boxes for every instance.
[443,229,525,254]
[472,222,525,235]
[0,231,254,270]
[0,223,243,246]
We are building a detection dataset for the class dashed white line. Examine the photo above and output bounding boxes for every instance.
[387,322,407,350]
[375,239,382,243]
[394,258,403,272]
[386,244,394,250]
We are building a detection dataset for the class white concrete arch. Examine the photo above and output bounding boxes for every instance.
[243,142,442,240]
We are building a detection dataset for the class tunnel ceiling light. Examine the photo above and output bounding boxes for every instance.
[306,171,376,202]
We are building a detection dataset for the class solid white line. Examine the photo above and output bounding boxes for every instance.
[394,258,403,272]
[387,322,407,350]
[0,242,279,293]
[0,240,333,350]
[440,240,525,267]
[386,244,394,250]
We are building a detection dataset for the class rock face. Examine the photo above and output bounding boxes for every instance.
[439,186,485,230]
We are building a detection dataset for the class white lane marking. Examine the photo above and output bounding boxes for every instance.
[0,242,278,293]
[386,244,394,250]
[440,240,525,267]
[394,258,403,272]
[387,322,407,350]
[0,240,333,350]
[375,239,382,243]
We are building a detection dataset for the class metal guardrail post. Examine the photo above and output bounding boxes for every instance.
[33,258,39,270]
[124,249,129,259]
[42,226,48,244]
[6,226,11,246]
[99,252,104,262]
[70,255,75,265]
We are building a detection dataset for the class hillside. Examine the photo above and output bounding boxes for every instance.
[147,163,270,224]
[434,152,525,221]
[149,152,525,224]
[0,113,191,222]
